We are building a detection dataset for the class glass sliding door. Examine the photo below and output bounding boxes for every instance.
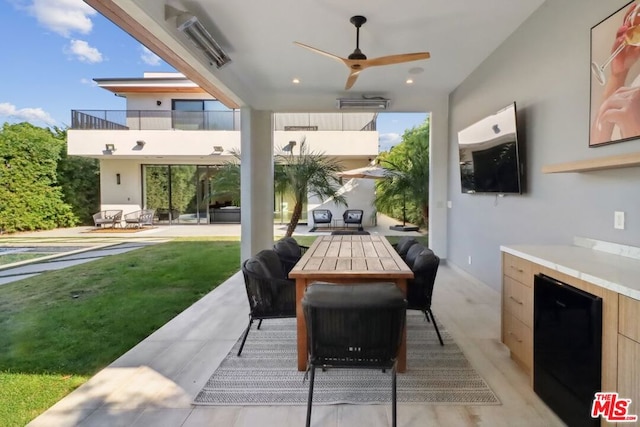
[144,164,204,224]
[144,165,171,222]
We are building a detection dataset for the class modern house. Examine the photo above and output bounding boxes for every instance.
[67,72,380,226]
[37,0,640,425]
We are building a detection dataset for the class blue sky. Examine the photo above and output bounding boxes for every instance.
[0,0,426,148]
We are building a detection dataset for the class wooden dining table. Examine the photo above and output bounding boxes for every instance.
[289,234,414,372]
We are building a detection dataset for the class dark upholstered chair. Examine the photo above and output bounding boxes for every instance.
[330,230,370,235]
[238,249,296,356]
[393,236,419,260]
[312,209,332,229]
[404,243,428,269]
[342,209,364,230]
[273,237,309,275]
[302,282,407,427]
[407,249,443,346]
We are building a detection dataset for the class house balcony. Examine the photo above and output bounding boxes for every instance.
[67,110,379,161]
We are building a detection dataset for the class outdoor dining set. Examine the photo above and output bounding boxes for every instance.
[239,234,441,427]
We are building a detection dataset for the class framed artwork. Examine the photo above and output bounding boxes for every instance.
[590,1,640,147]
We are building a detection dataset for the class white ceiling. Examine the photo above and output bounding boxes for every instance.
[88,0,546,112]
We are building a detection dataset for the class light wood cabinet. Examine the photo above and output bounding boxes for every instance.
[501,247,638,426]
[618,295,640,420]
[501,253,535,378]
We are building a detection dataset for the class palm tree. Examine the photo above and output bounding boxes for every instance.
[275,138,347,237]
[207,150,241,206]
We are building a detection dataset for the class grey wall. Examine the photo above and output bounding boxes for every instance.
[447,0,640,291]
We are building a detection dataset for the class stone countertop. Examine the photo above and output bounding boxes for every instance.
[501,244,640,300]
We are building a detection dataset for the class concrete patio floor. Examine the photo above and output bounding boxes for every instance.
[10,215,562,427]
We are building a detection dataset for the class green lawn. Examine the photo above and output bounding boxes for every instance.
[0,239,240,427]
[0,253,45,266]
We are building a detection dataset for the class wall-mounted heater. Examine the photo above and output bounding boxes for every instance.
[176,13,231,68]
[337,97,390,110]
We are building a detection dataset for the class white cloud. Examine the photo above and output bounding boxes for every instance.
[0,102,57,126]
[79,78,96,86]
[379,132,402,145]
[378,132,403,152]
[28,0,96,37]
[65,39,103,63]
[140,46,161,66]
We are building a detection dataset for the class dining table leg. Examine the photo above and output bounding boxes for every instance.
[296,279,308,371]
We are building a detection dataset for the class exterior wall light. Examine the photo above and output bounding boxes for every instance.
[116,173,121,185]
[105,143,116,152]
[136,140,146,147]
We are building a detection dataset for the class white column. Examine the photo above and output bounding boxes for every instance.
[240,108,274,261]
[428,96,449,259]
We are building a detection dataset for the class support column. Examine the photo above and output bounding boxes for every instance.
[428,97,449,259]
[240,108,274,261]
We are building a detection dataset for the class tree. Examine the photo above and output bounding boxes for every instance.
[376,117,430,228]
[275,139,346,237]
[54,127,100,225]
[0,122,76,233]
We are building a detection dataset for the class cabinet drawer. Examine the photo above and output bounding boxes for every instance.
[618,334,640,414]
[503,253,533,287]
[619,295,640,342]
[503,275,533,327]
[503,311,533,372]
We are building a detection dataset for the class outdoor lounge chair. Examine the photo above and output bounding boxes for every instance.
[302,282,407,427]
[124,209,155,228]
[238,249,296,356]
[311,209,332,230]
[342,209,364,230]
[92,210,123,228]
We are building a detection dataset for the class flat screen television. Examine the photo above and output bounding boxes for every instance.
[457,102,523,194]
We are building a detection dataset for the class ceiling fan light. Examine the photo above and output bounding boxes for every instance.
[337,97,390,110]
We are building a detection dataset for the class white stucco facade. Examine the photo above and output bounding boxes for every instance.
[67,72,380,250]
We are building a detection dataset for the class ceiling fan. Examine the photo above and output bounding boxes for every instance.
[294,15,430,90]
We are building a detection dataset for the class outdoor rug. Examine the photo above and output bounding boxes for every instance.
[193,313,500,406]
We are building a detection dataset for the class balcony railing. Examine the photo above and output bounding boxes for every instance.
[71,110,378,132]
[71,110,241,131]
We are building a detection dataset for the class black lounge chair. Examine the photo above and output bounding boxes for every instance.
[238,249,296,356]
[311,209,332,230]
[302,282,407,427]
[342,209,364,231]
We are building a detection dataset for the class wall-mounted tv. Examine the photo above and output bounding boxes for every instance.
[457,102,523,194]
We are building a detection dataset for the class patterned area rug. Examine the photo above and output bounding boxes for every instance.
[193,313,500,406]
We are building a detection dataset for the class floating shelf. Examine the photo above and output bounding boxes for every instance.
[542,151,640,173]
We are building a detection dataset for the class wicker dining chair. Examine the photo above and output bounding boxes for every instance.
[407,249,443,346]
[238,249,296,356]
[392,236,419,260]
[302,282,407,427]
[273,237,309,276]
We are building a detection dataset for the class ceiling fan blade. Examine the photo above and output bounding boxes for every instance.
[293,42,347,64]
[364,52,430,67]
[345,70,362,90]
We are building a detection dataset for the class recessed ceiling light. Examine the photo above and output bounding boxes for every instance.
[292,78,300,84]
[406,78,414,84]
